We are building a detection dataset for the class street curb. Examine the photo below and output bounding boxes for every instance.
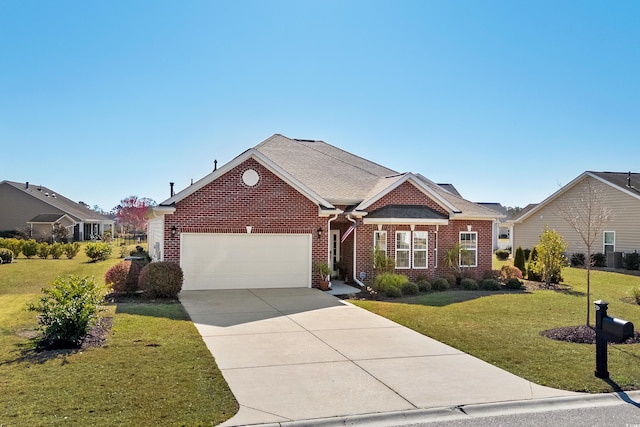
[255,391,640,427]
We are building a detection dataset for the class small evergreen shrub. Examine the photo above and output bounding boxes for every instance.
[27,275,104,348]
[374,273,409,292]
[105,259,145,294]
[2,238,24,259]
[50,242,64,259]
[500,265,523,280]
[432,278,450,291]
[591,252,606,267]
[85,242,113,262]
[138,262,184,299]
[623,252,640,270]
[494,249,510,261]
[460,278,478,290]
[63,242,81,259]
[0,248,13,264]
[523,248,532,261]
[401,281,419,296]
[632,287,640,305]
[481,279,501,291]
[570,253,585,267]
[22,239,38,258]
[514,247,526,273]
[37,242,50,259]
[416,278,431,292]
[385,286,402,298]
[505,278,523,290]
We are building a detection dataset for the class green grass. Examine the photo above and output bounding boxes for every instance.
[352,265,640,393]
[0,244,238,426]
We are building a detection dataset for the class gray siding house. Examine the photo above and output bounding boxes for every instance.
[511,171,640,260]
[0,180,114,241]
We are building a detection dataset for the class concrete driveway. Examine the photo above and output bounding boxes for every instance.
[179,288,576,426]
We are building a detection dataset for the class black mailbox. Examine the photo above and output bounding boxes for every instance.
[602,316,634,343]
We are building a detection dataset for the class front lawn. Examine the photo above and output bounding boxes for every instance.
[351,266,640,393]
[0,245,238,426]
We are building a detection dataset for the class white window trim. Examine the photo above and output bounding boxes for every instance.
[413,231,428,269]
[603,231,615,254]
[459,231,478,268]
[374,230,387,258]
[395,231,411,269]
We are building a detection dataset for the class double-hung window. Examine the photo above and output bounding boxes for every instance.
[604,231,615,254]
[459,232,477,267]
[413,231,428,268]
[395,231,411,269]
[374,230,387,258]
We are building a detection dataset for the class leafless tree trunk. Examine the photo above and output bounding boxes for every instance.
[557,177,612,326]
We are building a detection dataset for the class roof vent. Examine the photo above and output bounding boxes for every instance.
[45,192,49,197]
[52,193,56,198]
[25,181,29,189]
[628,171,632,187]
[170,182,175,197]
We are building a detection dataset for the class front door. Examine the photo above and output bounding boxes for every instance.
[330,230,341,278]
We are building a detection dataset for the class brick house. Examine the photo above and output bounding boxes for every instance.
[148,134,500,290]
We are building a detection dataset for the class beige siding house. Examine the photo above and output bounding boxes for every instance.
[511,172,640,259]
[0,180,114,241]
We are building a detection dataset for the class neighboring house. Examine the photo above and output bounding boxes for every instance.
[476,203,511,252]
[148,134,501,290]
[511,171,640,262]
[0,180,115,241]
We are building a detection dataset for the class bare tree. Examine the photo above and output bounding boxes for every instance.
[557,178,612,326]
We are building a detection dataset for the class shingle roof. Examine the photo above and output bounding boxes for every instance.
[367,205,449,220]
[589,171,640,197]
[2,181,113,223]
[28,213,67,223]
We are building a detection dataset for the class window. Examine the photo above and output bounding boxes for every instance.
[604,231,615,254]
[396,231,411,268]
[413,231,428,268]
[459,232,477,267]
[374,230,387,258]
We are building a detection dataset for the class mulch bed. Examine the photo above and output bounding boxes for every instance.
[541,325,640,345]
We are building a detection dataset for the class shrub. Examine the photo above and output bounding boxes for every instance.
[570,253,585,267]
[432,278,450,291]
[374,273,409,292]
[505,278,523,290]
[460,278,478,290]
[138,262,184,299]
[130,245,151,262]
[500,265,523,281]
[416,277,431,292]
[27,275,104,348]
[633,287,640,305]
[591,252,606,267]
[63,242,81,259]
[486,270,501,281]
[481,279,501,291]
[445,274,459,288]
[385,286,402,298]
[22,239,38,258]
[0,248,13,264]
[1,238,24,259]
[401,281,419,296]
[37,242,50,259]
[49,242,64,259]
[494,249,510,261]
[514,247,526,273]
[105,259,145,294]
[85,242,113,262]
[523,248,532,261]
[623,251,640,270]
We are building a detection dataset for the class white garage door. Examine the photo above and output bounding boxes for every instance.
[180,233,312,290]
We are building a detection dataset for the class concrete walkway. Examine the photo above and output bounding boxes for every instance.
[179,288,577,426]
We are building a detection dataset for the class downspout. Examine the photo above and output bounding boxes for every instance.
[347,215,366,288]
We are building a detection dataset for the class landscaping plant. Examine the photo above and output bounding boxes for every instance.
[0,247,13,264]
[85,242,113,262]
[138,261,184,298]
[513,246,526,273]
[27,275,104,348]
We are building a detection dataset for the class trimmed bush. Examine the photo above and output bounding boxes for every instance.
[50,242,64,259]
[85,242,113,262]
[385,286,402,298]
[591,252,606,267]
[624,252,640,270]
[1,238,24,259]
[27,275,104,348]
[633,287,640,305]
[570,253,585,267]
[505,278,523,290]
[494,249,510,261]
[0,247,13,264]
[138,262,184,299]
[500,265,523,281]
[514,247,526,273]
[481,279,501,291]
[416,278,431,292]
[37,242,49,259]
[401,281,419,296]
[460,278,478,290]
[22,239,38,258]
[374,273,409,292]
[63,242,81,259]
[432,278,450,291]
[105,259,145,294]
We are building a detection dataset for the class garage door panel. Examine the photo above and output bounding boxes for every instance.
[181,233,311,290]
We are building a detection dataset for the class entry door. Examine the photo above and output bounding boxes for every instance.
[330,230,341,276]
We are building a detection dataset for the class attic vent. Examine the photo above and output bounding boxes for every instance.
[45,192,49,197]
[52,193,56,198]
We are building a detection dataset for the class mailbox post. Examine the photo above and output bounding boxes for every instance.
[594,300,634,379]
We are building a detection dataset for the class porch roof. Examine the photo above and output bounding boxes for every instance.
[363,204,449,225]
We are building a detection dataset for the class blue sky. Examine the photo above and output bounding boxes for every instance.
[2,1,638,212]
